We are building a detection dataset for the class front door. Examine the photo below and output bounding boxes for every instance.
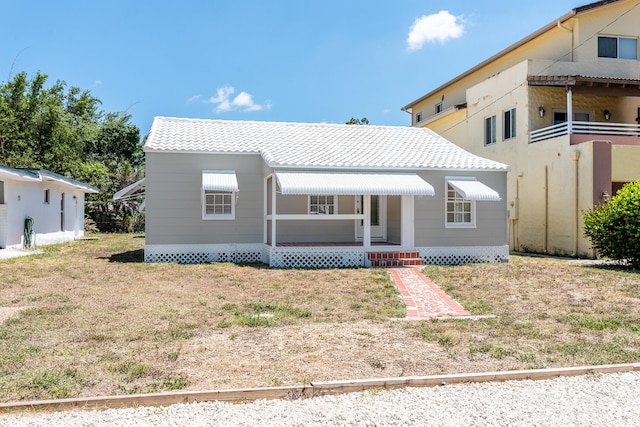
[356,195,386,241]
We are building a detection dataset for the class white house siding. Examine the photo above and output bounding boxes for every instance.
[145,152,265,246]
[1,179,86,248]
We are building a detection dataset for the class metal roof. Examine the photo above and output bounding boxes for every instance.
[448,178,501,201]
[144,117,510,172]
[113,178,145,201]
[0,166,98,193]
[202,170,239,192]
[275,171,435,196]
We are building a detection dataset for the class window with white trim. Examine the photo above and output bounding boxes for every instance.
[446,184,475,228]
[309,195,336,214]
[598,35,638,60]
[484,115,496,146]
[435,102,443,114]
[415,112,423,123]
[503,108,516,140]
[203,191,234,219]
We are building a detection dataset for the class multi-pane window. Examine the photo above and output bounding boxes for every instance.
[446,184,474,227]
[504,108,516,140]
[484,115,496,146]
[598,36,638,60]
[204,191,234,218]
[309,195,336,214]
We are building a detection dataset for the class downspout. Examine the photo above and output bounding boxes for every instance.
[570,150,581,256]
[544,165,548,253]
[557,20,574,62]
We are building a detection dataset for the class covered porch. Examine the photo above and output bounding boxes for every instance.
[263,171,434,267]
[528,73,640,144]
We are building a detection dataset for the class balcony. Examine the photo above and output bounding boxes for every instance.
[530,121,640,143]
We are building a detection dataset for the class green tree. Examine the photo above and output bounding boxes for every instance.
[345,117,369,125]
[0,71,144,232]
[583,181,640,267]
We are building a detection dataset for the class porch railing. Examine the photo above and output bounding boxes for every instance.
[530,121,640,143]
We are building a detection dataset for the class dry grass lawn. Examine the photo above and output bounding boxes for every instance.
[1,234,640,402]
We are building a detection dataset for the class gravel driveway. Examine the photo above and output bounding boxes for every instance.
[2,371,638,426]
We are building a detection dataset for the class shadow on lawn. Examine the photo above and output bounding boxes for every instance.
[104,249,144,263]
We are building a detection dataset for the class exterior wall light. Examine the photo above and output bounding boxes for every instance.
[601,191,611,201]
[538,106,545,117]
[603,110,611,121]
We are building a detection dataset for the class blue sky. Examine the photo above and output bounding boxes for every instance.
[1,0,583,135]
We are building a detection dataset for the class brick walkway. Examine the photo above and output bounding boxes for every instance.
[387,267,471,319]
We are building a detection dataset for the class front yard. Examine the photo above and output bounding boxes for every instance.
[0,234,639,402]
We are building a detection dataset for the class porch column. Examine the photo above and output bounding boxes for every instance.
[566,87,573,134]
[271,176,277,248]
[400,195,414,248]
[363,194,371,249]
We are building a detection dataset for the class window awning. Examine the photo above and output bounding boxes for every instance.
[202,170,238,192]
[447,178,501,201]
[275,171,435,196]
[113,178,145,201]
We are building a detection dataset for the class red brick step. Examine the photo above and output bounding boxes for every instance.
[367,251,424,267]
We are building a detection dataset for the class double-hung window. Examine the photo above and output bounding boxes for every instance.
[503,108,516,140]
[484,115,496,146]
[309,195,336,215]
[446,184,474,227]
[202,170,238,220]
[204,192,234,217]
[598,35,638,60]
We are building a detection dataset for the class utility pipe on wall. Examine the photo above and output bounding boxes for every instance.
[557,20,574,62]
[544,165,548,254]
[570,150,581,256]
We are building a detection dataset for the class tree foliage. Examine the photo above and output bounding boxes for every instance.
[0,71,144,232]
[583,181,640,267]
[345,117,369,125]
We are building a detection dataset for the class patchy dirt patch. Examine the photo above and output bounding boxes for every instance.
[0,307,27,324]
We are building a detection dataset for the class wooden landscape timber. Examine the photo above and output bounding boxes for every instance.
[1,363,639,414]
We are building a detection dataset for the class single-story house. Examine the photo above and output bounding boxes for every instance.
[143,117,511,267]
[0,166,98,249]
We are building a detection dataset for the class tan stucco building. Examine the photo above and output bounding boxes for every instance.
[402,0,640,258]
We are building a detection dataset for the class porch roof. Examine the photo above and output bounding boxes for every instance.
[447,178,501,201]
[275,171,435,196]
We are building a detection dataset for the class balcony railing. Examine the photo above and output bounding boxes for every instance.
[530,121,640,143]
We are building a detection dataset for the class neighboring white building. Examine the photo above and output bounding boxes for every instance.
[143,117,510,267]
[0,166,98,249]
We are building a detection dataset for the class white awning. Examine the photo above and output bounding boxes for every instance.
[447,178,501,201]
[275,171,435,196]
[113,178,145,201]
[202,170,238,192]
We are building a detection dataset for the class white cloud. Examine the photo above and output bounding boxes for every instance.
[407,10,464,51]
[195,86,270,114]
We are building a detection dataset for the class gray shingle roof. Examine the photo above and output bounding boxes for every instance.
[144,117,510,171]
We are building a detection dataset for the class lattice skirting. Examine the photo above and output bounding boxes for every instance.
[417,245,509,265]
[266,246,365,268]
[144,244,264,264]
[144,244,508,266]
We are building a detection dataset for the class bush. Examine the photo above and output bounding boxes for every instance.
[583,181,640,267]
